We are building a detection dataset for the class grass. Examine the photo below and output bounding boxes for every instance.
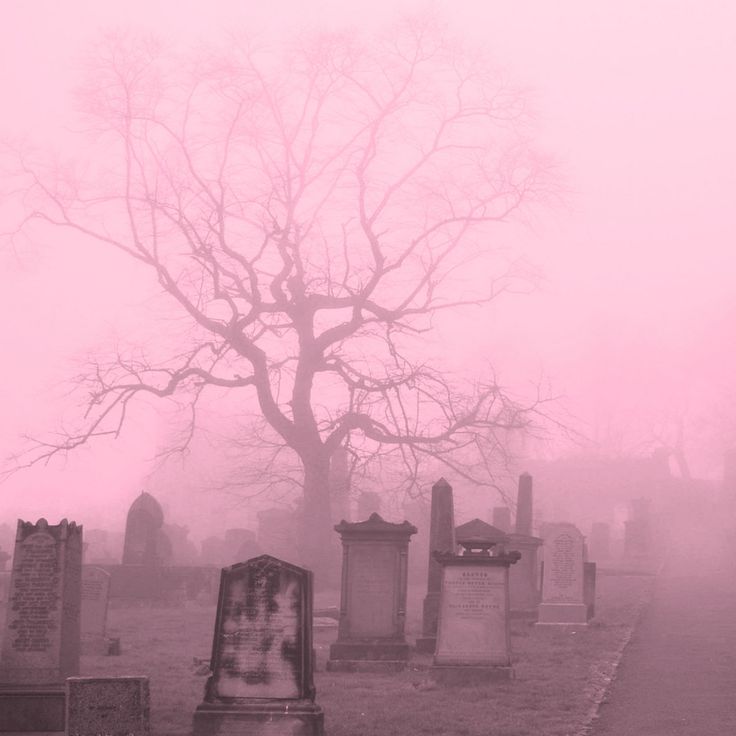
[73,572,653,736]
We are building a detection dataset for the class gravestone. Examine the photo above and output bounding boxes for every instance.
[491,507,512,533]
[66,677,150,736]
[508,473,542,616]
[192,554,324,736]
[430,537,520,684]
[328,514,417,672]
[0,518,83,732]
[80,566,111,656]
[122,491,166,566]
[537,523,587,625]
[416,478,456,653]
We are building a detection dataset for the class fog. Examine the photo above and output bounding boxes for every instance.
[1,0,735,546]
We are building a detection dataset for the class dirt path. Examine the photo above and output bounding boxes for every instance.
[590,542,736,735]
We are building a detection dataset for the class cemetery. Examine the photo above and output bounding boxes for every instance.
[0,477,664,735]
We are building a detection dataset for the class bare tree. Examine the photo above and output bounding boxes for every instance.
[6,17,557,576]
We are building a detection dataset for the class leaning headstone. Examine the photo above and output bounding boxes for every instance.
[416,478,455,653]
[192,554,324,736]
[328,514,417,672]
[430,536,520,684]
[80,566,111,656]
[537,523,587,625]
[66,677,150,736]
[0,518,83,732]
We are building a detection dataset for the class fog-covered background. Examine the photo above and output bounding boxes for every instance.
[1,0,734,544]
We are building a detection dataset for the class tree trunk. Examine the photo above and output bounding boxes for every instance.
[300,451,341,588]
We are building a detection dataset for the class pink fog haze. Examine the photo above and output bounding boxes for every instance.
[0,0,734,538]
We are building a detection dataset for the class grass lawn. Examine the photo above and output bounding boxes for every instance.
[77,571,654,736]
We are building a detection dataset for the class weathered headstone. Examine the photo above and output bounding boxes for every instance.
[192,554,324,736]
[416,478,455,653]
[80,566,111,656]
[0,518,83,732]
[491,507,512,533]
[66,677,150,736]
[430,537,520,684]
[328,514,417,672]
[537,523,587,625]
[122,491,166,566]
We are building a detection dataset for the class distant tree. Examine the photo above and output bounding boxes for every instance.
[7,16,557,577]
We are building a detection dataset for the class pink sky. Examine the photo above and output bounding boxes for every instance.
[1,1,735,532]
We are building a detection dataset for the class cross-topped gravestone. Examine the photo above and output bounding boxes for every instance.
[192,554,324,735]
[0,518,83,731]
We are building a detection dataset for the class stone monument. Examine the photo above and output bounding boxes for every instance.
[66,677,150,736]
[328,514,417,672]
[0,518,83,732]
[416,478,455,653]
[80,566,111,656]
[122,491,166,566]
[192,554,324,736]
[537,522,587,625]
[430,534,520,684]
[507,473,543,616]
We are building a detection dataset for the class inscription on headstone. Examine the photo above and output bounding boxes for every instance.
[537,522,587,625]
[0,518,83,732]
[193,554,324,736]
[435,566,508,664]
[208,556,312,700]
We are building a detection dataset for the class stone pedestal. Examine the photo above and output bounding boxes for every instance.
[430,541,520,685]
[66,677,150,735]
[192,555,324,736]
[537,523,587,626]
[0,518,82,732]
[416,479,455,653]
[328,514,416,672]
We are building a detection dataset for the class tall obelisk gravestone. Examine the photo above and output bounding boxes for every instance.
[416,478,455,653]
[0,518,83,732]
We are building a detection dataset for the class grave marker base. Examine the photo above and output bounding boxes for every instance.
[0,684,65,731]
[536,602,588,625]
[193,700,324,736]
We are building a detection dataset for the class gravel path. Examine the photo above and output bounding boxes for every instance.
[591,541,736,735]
